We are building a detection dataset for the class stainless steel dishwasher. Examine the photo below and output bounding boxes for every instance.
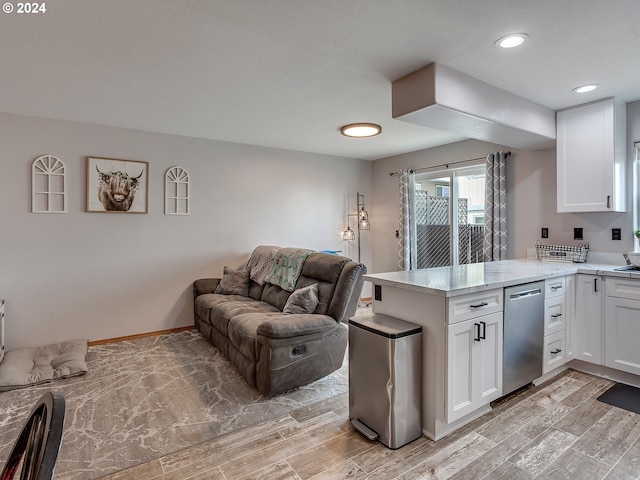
[503,281,544,396]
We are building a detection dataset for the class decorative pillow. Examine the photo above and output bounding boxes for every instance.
[283,283,319,314]
[214,266,250,296]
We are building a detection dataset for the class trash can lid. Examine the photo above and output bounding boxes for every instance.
[348,313,422,339]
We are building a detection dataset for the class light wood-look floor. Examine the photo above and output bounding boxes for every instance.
[99,369,640,480]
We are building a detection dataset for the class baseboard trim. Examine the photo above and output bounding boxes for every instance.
[88,326,195,346]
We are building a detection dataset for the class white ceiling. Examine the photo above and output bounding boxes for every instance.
[1,0,639,160]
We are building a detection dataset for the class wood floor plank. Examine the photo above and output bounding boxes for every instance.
[572,407,640,466]
[604,436,640,480]
[448,432,530,480]
[286,429,376,478]
[360,440,445,480]
[289,393,348,423]
[277,411,341,440]
[560,376,614,408]
[476,400,547,443]
[536,448,613,480]
[181,467,227,480]
[509,428,578,476]
[159,414,297,472]
[307,459,368,480]
[97,458,164,480]
[160,432,284,479]
[238,460,301,480]
[219,419,347,479]
[482,461,533,480]
[350,437,432,474]
[517,403,573,439]
[392,431,495,480]
[555,398,612,437]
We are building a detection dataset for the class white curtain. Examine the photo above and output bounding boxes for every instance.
[397,169,415,271]
[483,151,508,261]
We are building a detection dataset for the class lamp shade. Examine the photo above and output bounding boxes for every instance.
[343,226,356,240]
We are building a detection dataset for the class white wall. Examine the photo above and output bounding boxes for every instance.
[371,100,640,273]
[0,112,371,349]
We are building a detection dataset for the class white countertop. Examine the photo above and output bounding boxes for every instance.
[364,259,640,297]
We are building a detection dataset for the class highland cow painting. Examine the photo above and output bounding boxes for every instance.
[86,157,149,213]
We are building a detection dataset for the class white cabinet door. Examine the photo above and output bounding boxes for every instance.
[573,274,603,364]
[604,296,640,376]
[556,97,626,213]
[447,312,502,423]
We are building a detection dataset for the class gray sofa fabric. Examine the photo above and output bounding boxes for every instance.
[193,249,366,396]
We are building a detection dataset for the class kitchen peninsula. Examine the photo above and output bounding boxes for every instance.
[364,259,640,440]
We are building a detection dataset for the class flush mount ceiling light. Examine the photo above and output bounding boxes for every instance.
[572,84,600,93]
[340,123,382,138]
[495,33,529,49]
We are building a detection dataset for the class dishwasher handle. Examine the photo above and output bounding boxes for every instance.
[509,288,542,300]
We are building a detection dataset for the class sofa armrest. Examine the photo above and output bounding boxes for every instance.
[257,314,338,339]
[193,278,221,297]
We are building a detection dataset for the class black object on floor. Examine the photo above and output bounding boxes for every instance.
[597,383,640,415]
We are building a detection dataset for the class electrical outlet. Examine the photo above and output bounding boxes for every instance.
[574,227,583,240]
[541,227,549,239]
[612,228,622,240]
[374,284,382,301]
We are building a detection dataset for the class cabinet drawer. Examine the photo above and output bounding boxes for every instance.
[448,289,503,324]
[544,296,566,336]
[605,277,640,300]
[545,277,566,299]
[543,331,566,375]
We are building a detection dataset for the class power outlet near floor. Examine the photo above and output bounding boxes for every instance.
[574,227,583,240]
[612,228,622,240]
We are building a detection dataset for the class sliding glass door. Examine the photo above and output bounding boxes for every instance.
[414,166,485,268]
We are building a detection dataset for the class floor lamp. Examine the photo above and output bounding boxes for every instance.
[343,193,370,263]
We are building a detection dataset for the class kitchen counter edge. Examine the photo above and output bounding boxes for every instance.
[363,259,638,297]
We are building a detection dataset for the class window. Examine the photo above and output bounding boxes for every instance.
[413,165,485,267]
[31,155,66,213]
[165,166,190,215]
[435,184,450,198]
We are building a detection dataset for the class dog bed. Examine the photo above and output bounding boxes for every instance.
[0,339,88,391]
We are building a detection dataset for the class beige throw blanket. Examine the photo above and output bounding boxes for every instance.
[246,245,280,285]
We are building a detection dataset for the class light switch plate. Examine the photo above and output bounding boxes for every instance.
[541,227,549,239]
[574,227,583,240]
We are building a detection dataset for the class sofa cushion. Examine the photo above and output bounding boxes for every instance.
[283,283,319,314]
[294,253,349,315]
[214,266,250,296]
[195,294,279,335]
[227,313,279,361]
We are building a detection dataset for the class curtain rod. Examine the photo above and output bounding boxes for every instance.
[389,151,511,176]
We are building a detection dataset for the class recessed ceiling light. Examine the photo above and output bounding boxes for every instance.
[340,123,382,138]
[572,84,600,93]
[495,33,529,49]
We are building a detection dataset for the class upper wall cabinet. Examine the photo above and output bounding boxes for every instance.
[556,97,626,213]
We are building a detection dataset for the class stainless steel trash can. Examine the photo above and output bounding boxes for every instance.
[348,313,422,449]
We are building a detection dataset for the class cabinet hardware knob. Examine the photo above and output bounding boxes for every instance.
[607,195,611,209]
[470,302,488,308]
[551,286,562,290]
[480,321,486,340]
[551,313,563,318]
[551,349,562,355]
[474,323,481,342]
